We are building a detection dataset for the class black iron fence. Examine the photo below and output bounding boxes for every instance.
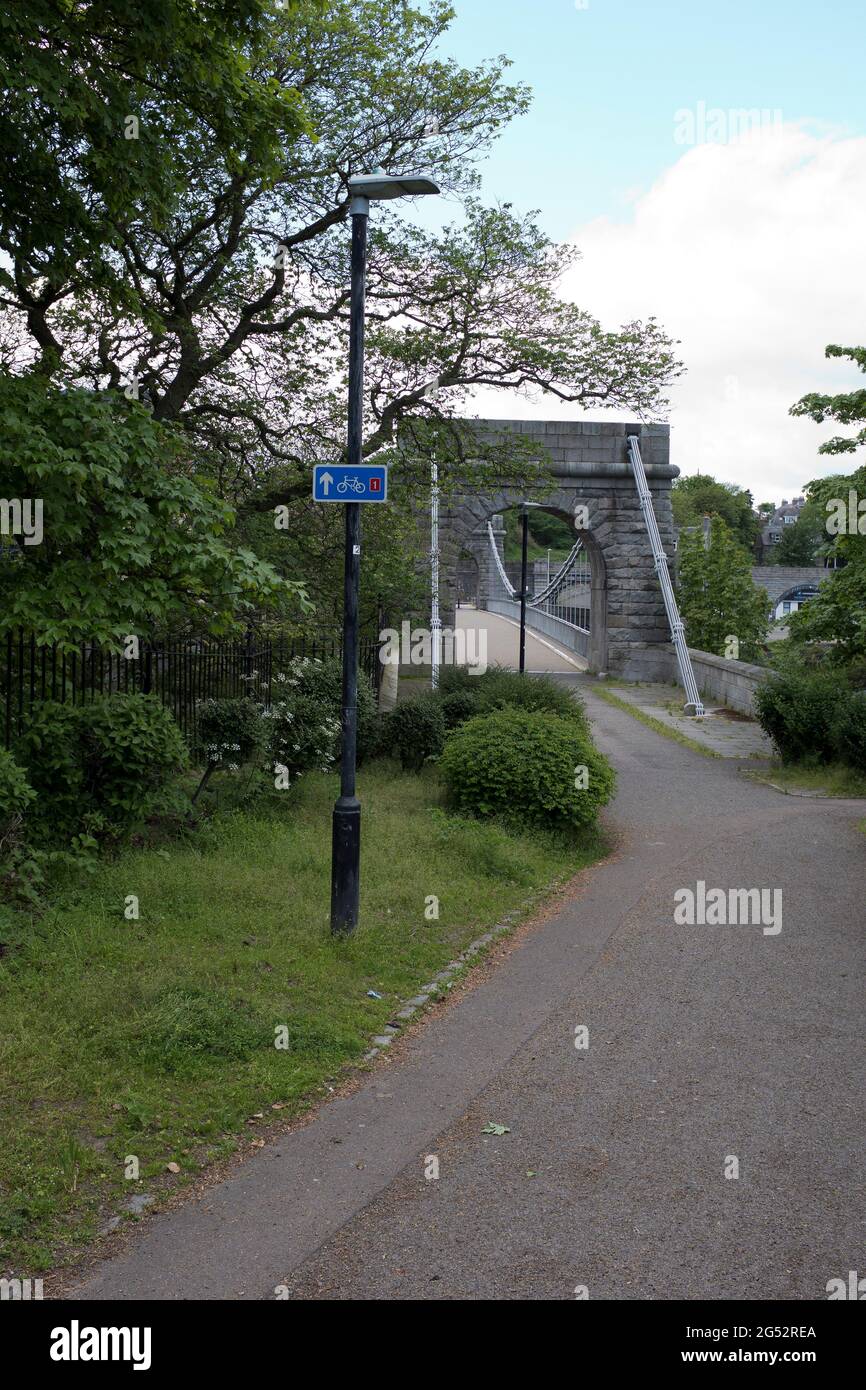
[2,630,383,751]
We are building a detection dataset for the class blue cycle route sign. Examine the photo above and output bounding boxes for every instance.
[312,464,388,503]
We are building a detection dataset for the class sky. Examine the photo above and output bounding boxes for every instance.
[429,0,866,502]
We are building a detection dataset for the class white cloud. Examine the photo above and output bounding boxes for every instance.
[470,126,866,503]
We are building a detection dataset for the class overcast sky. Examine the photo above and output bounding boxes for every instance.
[437,0,866,503]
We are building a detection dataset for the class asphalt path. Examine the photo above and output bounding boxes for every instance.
[69,677,865,1301]
[456,604,587,673]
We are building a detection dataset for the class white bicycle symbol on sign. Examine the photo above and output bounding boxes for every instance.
[337,476,366,495]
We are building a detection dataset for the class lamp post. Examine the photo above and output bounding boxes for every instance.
[331,169,440,936]
[518,502,542,676]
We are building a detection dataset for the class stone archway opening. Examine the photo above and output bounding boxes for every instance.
[478,501,608,671]
[435,421,678,681]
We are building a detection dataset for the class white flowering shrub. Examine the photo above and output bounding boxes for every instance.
[266,655,381,775]
[265,659,342,778]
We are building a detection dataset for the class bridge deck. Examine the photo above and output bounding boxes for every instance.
[456,606,587,674]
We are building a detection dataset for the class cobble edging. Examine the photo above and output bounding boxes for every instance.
[361,905,539,1062]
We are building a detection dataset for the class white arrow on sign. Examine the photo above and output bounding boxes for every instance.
[319,471,333,495]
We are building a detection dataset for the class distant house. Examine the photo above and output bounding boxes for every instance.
[755,496,806,563]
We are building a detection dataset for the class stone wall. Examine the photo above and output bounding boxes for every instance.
[685,648,768,716]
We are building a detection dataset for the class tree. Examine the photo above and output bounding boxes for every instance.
[0,0,311,355]
[671,474,758,554]
[791,344,866,455]
[677,517,768,660]
[786,462,866,663]
[0,0,683,517]
[785,352,866,663]
[771,501,826,565]
[0,373,303,648]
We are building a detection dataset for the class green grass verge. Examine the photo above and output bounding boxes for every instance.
[743,761,866,799]
[591,685,722,759]
[0,762,605,1272]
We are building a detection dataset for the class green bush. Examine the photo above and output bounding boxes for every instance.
[82,695,189,827]
[197,697,263,766]
[833,692,866,773]
[0,747,35,829]
[473,668,588,729]
[437,665,481,696]
[191,697,265,805]
[439,688,482,730]
[383,695,446,772]
[439,707,615,832]
[12,702,83,835]
[14,695,188,838]
[267,690,341,782]
[0,749,38,903]
[754,670,848,764]
[434,665,587,728]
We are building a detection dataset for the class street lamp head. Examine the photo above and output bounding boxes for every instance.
[348,169,441,203]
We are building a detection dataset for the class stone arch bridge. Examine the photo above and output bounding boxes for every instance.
[751,566,828,612]
[437,420,677,681]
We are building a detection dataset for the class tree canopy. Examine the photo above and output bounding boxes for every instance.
[790,344,866,456]
[1,2,682,495]
[0,373,303,647]
[770,500,826,566]
[786,461,866,662]
[677,516,768,661]
[0,1,312,346]
[1,0,684,635]
[783,351,866,663]
[671,474,758,554]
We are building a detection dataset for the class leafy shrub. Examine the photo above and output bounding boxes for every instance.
[0,749,37,903]
[841,657,866,693]
[192,697,264,803]
[197,697,263,766]
[754,670,848,764]
[473,668,588,730]
[437,665,482,696]
[439,707,615,832]
[382,695,446,772]
[0,748,35,829]
[439,688,482,730]
[833,691,866,773]
[265,658,342,781]
[11,702,83,835]
[15,695,188,838]
[267,693,341,782]
[81,695,189,827]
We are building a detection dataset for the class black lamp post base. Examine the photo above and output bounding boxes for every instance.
[330,797,361,935]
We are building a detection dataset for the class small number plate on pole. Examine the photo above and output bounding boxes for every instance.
[313,465,388,503]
